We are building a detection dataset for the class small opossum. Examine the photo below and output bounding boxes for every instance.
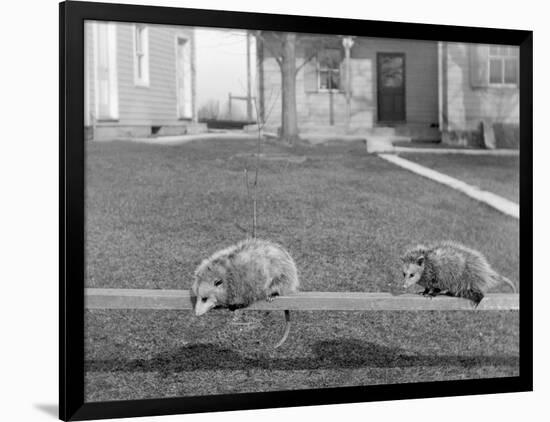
[401,241,517,305]
[192,238,299,348]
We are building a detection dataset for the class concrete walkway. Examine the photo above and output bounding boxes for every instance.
[116,131,261,145]
[378,154,519,219]
[393,146,519,156]
[364,137,519,155]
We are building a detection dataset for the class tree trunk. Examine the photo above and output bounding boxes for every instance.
[281,33,299,144]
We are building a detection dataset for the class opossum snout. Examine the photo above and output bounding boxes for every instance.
[194,297,216,316]
[403,277,417,289]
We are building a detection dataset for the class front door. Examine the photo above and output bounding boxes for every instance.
[176,37,192,119]
[377,53,405,122]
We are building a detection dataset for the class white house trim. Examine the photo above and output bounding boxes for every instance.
[175,33,193,120]
[84,23,91,127]
[92,21,119,120]
[132,24,150,87]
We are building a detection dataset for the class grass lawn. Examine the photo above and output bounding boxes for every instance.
[401,153,520,203]
[85,138,519,402]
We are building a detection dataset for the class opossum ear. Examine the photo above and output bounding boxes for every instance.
[416,256,425,266]
[214,279,223,287]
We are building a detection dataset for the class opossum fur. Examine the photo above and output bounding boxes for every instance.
[401,241,517,304]
[192,238,299,347]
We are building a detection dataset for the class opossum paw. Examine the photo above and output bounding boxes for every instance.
[266,292,279,302]
[425,288,442,298]
[420,290,438,298]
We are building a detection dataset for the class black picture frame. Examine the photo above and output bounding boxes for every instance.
[60,1,533,420]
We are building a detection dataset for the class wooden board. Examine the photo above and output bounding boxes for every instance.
[85,289,519,311]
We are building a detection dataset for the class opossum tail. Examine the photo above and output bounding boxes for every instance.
[494,273,517,293]
[274,310,291,349]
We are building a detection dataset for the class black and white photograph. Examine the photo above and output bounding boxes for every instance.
[7,0,550,420]
[82,16,523,403]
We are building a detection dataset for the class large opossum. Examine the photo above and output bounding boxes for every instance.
[401,241,517,305]
[192,238,299,348]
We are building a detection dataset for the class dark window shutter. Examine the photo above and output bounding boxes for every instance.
[470,44,490,88]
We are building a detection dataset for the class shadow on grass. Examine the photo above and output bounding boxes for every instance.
[85,339,518,375]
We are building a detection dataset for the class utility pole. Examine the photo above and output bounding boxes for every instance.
[342,36,354,131]
[246,31,252,122]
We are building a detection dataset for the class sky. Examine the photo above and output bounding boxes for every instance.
[194,27,257,119]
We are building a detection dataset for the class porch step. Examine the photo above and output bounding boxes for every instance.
[261,123,441,141]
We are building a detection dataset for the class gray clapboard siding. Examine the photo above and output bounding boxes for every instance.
[444,42,519,130]
[116,24,191,126]
[262,36,438,129]
[86,289,519,312]
[86,22,195,129]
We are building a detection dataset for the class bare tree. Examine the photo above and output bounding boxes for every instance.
[235,84,279,239]
[254,31,324,144]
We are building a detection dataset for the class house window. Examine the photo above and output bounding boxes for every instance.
[317,49,341,91]
[134,24,149,86]
[489,46,518,86]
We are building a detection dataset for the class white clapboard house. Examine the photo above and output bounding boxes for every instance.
[85,21,204,140]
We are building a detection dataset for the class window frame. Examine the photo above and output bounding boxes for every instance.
[133,24,150,87]
[488,45,519,87]
[316,48,342,92]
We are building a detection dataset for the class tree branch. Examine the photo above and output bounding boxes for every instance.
[295,50,318,75]
[254,30,283,68]
[295,39,331,75]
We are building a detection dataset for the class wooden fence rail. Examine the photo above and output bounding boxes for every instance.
[85,289,519,312]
